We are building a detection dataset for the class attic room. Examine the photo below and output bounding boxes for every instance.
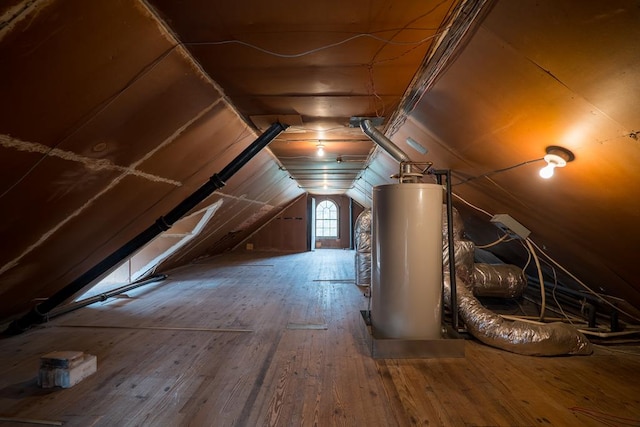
[1,0,639,425]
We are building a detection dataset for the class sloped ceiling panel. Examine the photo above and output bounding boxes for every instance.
[0,0,301,322]
[387,0,640,308]
[146,0,459,194]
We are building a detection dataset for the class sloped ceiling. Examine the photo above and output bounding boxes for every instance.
[1,0,639,325]
[452,1,638,310]
[366,0,640,310]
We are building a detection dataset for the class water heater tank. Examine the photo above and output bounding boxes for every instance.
[371,183,443,339]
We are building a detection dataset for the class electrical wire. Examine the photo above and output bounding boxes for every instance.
[451,193,547,319]
[524,238,546,321]
[452,192,640,324]
[520,239,533,273]
[369,0,450,62]
[521,295,578,320]
[452,158,544,186]
[516,300,528,316]
[184,31,450,59]
[475,234,510,249]
[543,258,583,323]
[548,261,575,324]
[285,126,356,134]
[528,239,640,323]
[451,192,492,218]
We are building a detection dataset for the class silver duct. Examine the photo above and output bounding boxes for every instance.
[443,207,592,356]
[354,209,372,287]
[472,263,527,298]
[360,119,411,163]
[444,274,592,356]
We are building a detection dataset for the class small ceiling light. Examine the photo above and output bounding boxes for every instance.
[539,145,575,179]
[316,143,325,157]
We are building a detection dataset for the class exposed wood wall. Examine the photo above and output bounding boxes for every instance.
[245,195,309,252]
[243,194,364,252]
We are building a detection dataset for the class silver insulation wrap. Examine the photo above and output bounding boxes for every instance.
[443,240,475,282]
[444,274,592,356]
[354,209,372,252]
[442,204,465,240]
[472,263,527,298]
[443,206,592,356]
[355,252,371,287]
[355,210,372,286]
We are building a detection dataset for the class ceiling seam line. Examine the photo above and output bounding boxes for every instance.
[139,0,260,136]
[0,134,181,187]
[0,173,127,277]
[0,98,224,278]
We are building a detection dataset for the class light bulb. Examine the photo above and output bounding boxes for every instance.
[538,146,574,180]
[539,152,567,179]
[539,163,556,179]
[316,144,325,157]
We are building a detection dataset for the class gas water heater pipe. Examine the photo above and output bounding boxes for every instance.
[359,119,458,330]
[434,169,459,330]
[359,119,411,164]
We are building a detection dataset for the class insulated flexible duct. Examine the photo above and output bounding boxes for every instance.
[472,263,526,298]
[444,274,592,356]
[443,206,592,356]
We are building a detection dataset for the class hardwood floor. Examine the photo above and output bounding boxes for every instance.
[0,249,639,426]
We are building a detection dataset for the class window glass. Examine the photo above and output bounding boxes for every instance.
[316,200,338,237]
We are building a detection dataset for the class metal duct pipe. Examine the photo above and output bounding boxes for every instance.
[360,119,411,163]
[5,122,288,335]
[46,274,167,319]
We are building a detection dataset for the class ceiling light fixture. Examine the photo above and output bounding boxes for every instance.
[539,145,575,179]
[316,143,325,157]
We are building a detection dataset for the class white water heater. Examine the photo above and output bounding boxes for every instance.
[371,183,443,339]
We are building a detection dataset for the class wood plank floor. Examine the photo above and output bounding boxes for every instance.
[1,249,639,426]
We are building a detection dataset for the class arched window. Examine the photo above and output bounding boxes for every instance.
[316,200,338,238]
